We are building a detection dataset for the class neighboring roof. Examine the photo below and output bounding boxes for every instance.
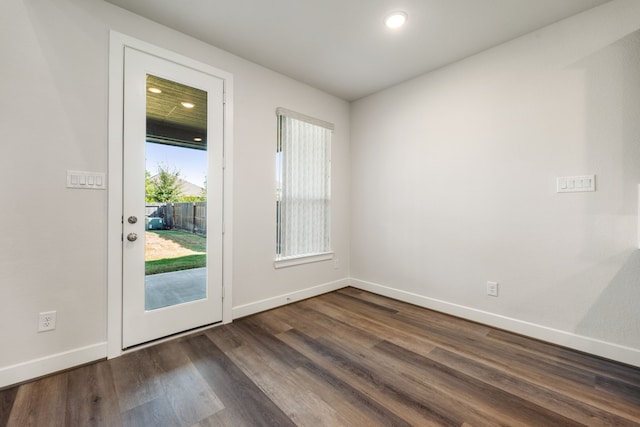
[150,175,204,198]
[177,179,204,198]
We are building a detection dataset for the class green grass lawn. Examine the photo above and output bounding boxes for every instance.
[145,230,206,275]
[146,254,206,275]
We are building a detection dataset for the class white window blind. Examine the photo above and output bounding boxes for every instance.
[276,108,332,261]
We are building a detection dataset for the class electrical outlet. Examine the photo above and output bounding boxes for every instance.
[38,311,57,332]
[334,258,340,270]
[486,281,499,297]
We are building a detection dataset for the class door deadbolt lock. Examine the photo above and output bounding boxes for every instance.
[127,216,138,224]
[127,232,138,242]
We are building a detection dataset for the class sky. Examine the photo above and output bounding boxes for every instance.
[146,142,207,187]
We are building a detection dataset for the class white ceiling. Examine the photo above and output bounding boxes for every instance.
[105,0,611,101]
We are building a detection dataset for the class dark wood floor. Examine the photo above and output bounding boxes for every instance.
[2,287,640,426]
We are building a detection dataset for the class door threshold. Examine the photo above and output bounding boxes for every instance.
[120,320,224,354]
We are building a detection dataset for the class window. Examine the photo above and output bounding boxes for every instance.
[275,108,333,267]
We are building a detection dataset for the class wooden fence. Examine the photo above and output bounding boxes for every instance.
[146,202,207,235]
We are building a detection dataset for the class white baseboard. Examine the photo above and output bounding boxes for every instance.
[0,342,107,389]
[232,278,349,319]
[350,278,640,368]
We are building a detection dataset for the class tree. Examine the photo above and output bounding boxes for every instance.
[199,176,207,201]
[146,164,183,202]
[145,170,153,202]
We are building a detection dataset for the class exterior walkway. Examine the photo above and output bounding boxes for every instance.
[144,267,206,310]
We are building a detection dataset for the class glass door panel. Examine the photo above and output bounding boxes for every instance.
[144,75,208,311]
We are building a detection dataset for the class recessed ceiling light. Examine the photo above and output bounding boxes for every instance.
[193,137,203,142]
[148,87,162,94]
[181,102,195,109]
[385,11,407,29]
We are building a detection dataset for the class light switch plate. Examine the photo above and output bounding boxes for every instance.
[556,175,595,193]
[487,281,499,297]
[67,170,106,190]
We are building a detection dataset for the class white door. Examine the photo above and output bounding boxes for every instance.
[122,47,224,348]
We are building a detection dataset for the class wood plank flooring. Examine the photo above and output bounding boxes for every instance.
[2,287,640,426]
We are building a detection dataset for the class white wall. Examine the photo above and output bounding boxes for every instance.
[350,0,640,366]
[4,0,639,388]
[0,0,349,386]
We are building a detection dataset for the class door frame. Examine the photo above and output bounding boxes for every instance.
[107,31,234,358]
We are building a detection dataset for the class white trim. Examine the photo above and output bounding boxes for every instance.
[0,342,106,389]
[107,31,234,358]
[276,107,334,130]
[232,278,348,319]
[222,76,234,326]
[274,251,333,269]
[107,31,125,360]
[350,277,640,368]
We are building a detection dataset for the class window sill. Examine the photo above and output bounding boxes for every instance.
[274,252,333,269]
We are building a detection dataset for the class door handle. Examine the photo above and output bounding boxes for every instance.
[127,232,138,242]
[128,216,138,224]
